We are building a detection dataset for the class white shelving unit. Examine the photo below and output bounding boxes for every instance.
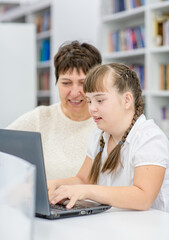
[101,0,169,137]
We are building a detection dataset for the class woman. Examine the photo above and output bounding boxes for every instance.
[48,63,169,212]
[7,41,102,179]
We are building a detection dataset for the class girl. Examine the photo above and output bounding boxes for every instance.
[48,63,169,212]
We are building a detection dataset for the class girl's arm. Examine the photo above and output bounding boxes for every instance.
[47,156,92,202]
[50,164,165,210]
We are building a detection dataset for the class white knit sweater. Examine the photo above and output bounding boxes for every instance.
[7,103,95,179]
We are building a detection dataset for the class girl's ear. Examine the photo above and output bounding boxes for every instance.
[123,91,133,109]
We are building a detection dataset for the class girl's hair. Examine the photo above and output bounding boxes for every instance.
[83,63,144,184]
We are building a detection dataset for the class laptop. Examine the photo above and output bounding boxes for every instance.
[0,129,111,219]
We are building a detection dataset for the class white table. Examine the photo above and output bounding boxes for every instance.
[34,208,169,240]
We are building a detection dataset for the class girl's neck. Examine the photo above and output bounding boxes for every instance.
[110,111,135,142]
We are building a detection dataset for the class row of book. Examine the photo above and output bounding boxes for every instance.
[0,5,18,14]
[35,10,50,33]
[159,64,169,90]
[153,13,169,46]
[37,97,50,106]
[39,39,50,61]
[38,71,50,90]
[108,25,145,52]
[160,106,169,138]
[161,106,169,120]
[105,0,145,14]
[129,64,145,90]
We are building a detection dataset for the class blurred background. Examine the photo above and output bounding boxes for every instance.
[0,0,169,138]
[0,0,100,127]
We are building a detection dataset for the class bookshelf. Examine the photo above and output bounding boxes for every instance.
[0,0,52,106]
[0,0,101,107]
[0,1,20,14]
[29,2,51,106]
[101,0,169,138]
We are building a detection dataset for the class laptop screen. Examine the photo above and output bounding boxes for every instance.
[0,129,50,216]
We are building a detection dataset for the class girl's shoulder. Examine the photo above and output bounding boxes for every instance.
[128,114,168,143]
[90,127,103,139]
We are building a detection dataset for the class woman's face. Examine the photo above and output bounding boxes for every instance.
[58,68,90,121]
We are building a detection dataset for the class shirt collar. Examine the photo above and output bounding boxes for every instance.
[126,114,146,143]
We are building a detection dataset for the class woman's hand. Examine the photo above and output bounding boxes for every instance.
[50,184,88,209]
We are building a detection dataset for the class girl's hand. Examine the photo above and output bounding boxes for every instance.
[50,185,88,209]
[47,179,61,201]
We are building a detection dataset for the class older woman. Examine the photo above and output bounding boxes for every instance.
[7,41,102,179]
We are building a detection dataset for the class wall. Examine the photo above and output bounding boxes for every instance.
[0,23,36,128]
[51,0,101,103]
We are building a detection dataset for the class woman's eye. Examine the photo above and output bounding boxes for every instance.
[62,82,71,85]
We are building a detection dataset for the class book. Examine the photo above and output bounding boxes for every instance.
[108,25,145,52]
[153,13,169,46]
[159,64,169,90]
[38,71,50,90]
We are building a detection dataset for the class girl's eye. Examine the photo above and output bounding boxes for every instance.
[97,99,104,103]
[87,100,91,104]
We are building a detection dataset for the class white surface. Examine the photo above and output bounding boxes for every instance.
[34,208,169,240]
[0,152,36,240]
[0,23,36,128]
[0,206,32,240]
[51,0,101,103]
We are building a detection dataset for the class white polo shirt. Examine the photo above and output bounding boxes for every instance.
[87,114,169,212]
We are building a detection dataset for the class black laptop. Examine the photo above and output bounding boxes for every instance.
[0,129,111,219]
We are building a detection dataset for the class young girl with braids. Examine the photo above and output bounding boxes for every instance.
[48,63,169,212]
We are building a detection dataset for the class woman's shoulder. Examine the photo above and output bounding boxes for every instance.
[35,103,59,114]
[27,103,61,122]
[6,103,60,130]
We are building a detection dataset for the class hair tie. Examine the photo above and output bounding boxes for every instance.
[118,140,123,146]
[100,147,104,152]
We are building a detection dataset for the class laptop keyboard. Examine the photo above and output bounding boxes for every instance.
[51,203,83,211]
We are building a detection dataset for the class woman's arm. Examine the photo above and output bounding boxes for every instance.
[50,165,165,210]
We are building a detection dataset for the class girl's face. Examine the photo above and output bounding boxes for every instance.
[85,77,134,135]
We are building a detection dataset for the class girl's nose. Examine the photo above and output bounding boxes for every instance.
[89,102,97,113]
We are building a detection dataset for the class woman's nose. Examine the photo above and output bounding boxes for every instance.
[70,85,82,97]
